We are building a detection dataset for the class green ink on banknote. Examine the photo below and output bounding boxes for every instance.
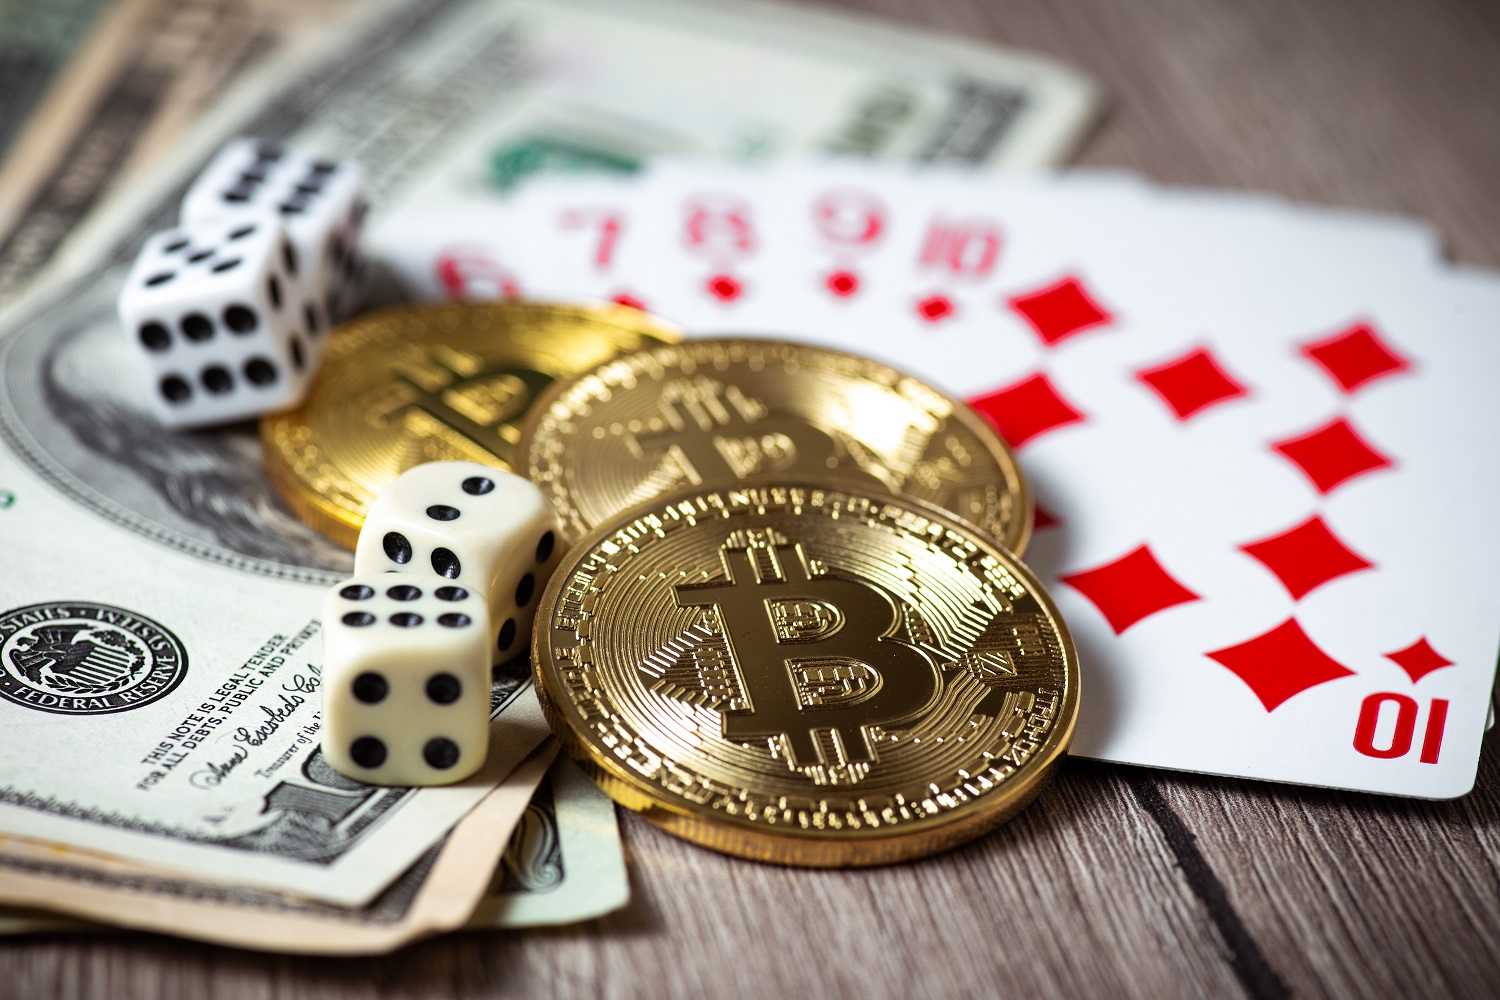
[821,86,918,157]
[487,136,640,192]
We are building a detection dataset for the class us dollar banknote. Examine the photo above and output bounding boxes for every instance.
[0,0,355,298]
[0,753,627,939]
[0,0,110,160]
[2,0,1099,297]
[0,510,550,909]
[468,755,628,928]
[0,743,558,953]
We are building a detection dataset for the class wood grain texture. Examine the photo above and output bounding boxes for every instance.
[4,0,1500,996]
[894,0,1500,268]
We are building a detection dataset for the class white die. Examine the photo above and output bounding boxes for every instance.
[322,574,490,786]
[181,136,370,331]
[353,462,562,664]
[118,218,315,428]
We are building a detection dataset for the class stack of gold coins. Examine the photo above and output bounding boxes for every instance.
[266,309,1078,866]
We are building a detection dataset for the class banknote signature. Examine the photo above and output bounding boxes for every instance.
[232,670,320,748]
[189,746,249,790]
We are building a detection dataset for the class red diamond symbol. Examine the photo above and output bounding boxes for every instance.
[1033,503,1061,530]
[1271,417,1393,495]
[968,374,1085,449]
[1135,347,1249,421]
[707,274,742,301]
[611,292,647,311]
[1007,276,1113,347]
[1384,637,1455,683]
[826,270,859,297]
[1238,514,1374,600]
[1300,322,1411,394]
[916,293,955,323]
[1059,544,1201,634]
[1206,618,1355,711]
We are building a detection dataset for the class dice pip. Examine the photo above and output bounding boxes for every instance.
[118,217,316,428]
[181,137,369,330]
[322,574,490,785]
[353,462,562,663]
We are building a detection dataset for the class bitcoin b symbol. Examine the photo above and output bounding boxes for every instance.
[673,529,939,768]
[376,351,554,466]
[635,377,897,490]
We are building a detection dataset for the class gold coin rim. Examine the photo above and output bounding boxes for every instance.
[531,480,1078,867]
[259,301,682,550]
[513,335,1034,556]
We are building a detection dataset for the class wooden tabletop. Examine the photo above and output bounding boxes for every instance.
[8,0,1500,996]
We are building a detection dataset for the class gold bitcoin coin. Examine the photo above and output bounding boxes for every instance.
[516,337,1031,554]
[533,483,1077,866]
[261,302,680,549]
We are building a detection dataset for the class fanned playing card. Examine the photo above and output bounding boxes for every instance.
[370,163,1499,798]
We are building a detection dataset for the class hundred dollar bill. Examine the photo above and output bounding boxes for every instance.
[0,294,550,904]
[0,751,627,937]
[467,755,628,928]
[0,742,557,953]
[0,0,110,159]
[16,0,1099,298]
[0,465,550,909]
[0,0,546,913]
[0,0,354,297]
[377,0,1101,208]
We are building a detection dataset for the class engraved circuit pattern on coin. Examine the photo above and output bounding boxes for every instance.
[532,484,1077,866]
[516,337,1033,554]
[260,302,680,549]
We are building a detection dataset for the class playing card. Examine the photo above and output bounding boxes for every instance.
[1002,252,1500,799]
[369,163,1497,797]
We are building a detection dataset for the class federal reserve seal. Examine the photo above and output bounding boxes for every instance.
[0,602,188,715]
